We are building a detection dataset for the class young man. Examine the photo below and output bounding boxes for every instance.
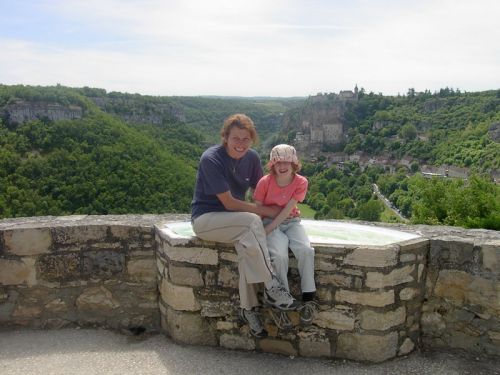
[191,114,298,338]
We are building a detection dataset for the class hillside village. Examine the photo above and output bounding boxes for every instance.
[280,87,498,182]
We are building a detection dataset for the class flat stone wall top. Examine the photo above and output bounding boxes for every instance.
[372,222,500,242]
[2,215,498,241]
[0,214,191,230]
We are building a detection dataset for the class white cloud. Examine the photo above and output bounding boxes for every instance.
[0,0,499,96]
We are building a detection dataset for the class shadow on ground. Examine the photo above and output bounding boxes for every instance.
[0,329,498,375]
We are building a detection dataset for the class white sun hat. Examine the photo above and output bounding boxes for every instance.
[268,144,299,168]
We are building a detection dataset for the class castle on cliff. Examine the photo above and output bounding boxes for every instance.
[283,86,358,157]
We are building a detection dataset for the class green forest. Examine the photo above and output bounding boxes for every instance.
[0,84,499,229]
[302,161,499,230]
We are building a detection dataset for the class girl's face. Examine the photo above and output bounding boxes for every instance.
[273,161,293,178]
[225,127,252,159]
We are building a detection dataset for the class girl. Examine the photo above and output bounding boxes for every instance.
[253,144,317,327]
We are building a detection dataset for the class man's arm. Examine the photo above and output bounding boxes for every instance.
[217,191,281,218]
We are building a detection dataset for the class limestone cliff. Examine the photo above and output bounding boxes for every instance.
[90,96,186,125]
[280,90,357,155]
[1,97,185,127]
[3,100,83,125]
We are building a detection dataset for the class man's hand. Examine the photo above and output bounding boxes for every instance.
[259,204,281,219]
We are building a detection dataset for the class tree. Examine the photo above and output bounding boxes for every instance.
[357,199,384,221]
[399,124,417,141]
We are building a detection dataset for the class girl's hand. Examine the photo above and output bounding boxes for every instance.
[264,223,275,235]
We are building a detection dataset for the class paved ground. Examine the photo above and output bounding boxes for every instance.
[0,329,499,375]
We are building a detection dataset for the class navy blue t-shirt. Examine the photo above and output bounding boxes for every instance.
[191,144,263,219]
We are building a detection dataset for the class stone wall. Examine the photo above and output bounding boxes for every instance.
[0,215,184,331]
[415,227,500,357]
[0,215,498,362]
[156,223,430,362]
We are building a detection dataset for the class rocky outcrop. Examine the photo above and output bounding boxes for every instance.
[1,96,186,127]
[489,122,500,142]
[3,100,83,125]
[280,91,356,156]
[90,97,186,125]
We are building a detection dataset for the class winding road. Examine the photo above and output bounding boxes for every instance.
[372,183,408,222]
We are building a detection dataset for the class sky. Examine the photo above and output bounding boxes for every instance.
[1,0,499,97]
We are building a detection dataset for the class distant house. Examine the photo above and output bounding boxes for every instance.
[349,152,361,162]
[400,157,413,168]
[339,90,355,99]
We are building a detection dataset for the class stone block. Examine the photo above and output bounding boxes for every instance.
[418,263,425,282]
[163,245,218,265]
[421,312,446,334]
[218,266,239,289]
[169,265,204,287]
[165,306,217,346]
[12,305,42,318]
[82,250,125,278]
[76,286,120,311]
[366,265,415,288]
[399,238,429,253]
[89,242,121,250]
[156,257,167,278]
[315,308,355,330]
[0,258,37,286]
[220,252,238,263]
[344,246,398,268]
[109,225,144,240]
[316,288,332,302]
[44,299,68,313]
[400,288,418,301]
[260,339,298,356]
[481,241,499,273]
[488,331,500,343]
[4,228,52,256]
[398,338,415,356]
[299,340,331,357]
[220,334,255,350]
[399,253,416,263]
[217,321,237,331]
[343,268,364,276]
[336,289,394,307]
[360,306,406,331]
[446,330,480,351]
[315,258,338,271]
[127,258,157,283]
[200,300,236,317]
[160,278,200,311]
[434,270,499,313]
[424,268,439,299]
[430,237,474,266]
[204,271,217,286]
[317,273,352,287]
[38,253,80,282]
[52,225,108,245]
[336,332,398,362]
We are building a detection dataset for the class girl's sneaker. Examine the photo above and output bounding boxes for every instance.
[240,308,268,338]
[269,308,293,330]
[298,301,319,325]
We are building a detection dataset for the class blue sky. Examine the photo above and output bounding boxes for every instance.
[1,0,499,97]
